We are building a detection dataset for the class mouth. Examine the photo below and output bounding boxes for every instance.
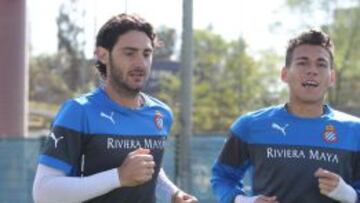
[129,70,145,79]
[302,80,319,88]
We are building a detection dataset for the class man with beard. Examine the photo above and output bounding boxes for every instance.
[211,29,360,203]
[32,13,197,203]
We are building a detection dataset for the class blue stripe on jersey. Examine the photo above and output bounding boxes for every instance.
[211,161,250,203]
[52,88,173,136]
[52,99,85,132]
[39,154,72,175]
[230,105,360,152]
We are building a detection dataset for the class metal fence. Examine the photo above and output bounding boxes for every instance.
[0,134,231,203]
[0,138,41,203]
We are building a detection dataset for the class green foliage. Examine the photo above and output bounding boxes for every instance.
[192,29,230,131]
[155,28,283,132]
[29,54,72,104]
[329,6,360,106]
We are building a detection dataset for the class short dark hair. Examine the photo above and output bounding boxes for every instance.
[95,13,158,77]
[285,29,334,69]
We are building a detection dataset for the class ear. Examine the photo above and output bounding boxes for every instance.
[329,69,336,87]
[281,66,288,83]
[95,47,109,65]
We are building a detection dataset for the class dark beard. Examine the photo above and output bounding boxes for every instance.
[108,57,141,98]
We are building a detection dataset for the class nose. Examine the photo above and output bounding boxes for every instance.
[306,63,318,76]
[134,54,147,68]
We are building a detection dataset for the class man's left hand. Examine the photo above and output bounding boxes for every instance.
[314,168,339,195]
[315,167,357,203]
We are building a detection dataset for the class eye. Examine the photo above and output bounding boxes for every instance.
[296,61,306,66]
[143,51,152,58]
[124,51,134,56]
[318,63,328,68]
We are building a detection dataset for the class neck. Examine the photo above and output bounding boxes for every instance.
[286,102,324,118]
[104,85,144,109]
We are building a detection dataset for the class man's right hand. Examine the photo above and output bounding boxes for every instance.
[118,148,155,187]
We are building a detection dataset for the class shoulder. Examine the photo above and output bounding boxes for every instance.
[230,105,284,134]
[58,91,96,116]
[53,91,96,130]
[329,107,360,125]
[143,94,173,115]
[231,105,283,130]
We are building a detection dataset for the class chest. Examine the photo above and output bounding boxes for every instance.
[245,120,357,181]
[78,109,169,176]
[80,134,166,176]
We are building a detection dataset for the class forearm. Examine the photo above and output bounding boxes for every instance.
[212,179,243,203]
[326,178,357,203]
[33,164,120,203]
[156,168,179,202]
[211,162,246,203]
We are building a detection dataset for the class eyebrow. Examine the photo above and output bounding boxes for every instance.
[122,47,153,52]
[294,56,329,63]
[294,56,309,61]
[317,58,328,63]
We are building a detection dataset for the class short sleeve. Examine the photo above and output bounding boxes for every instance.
[38,100,87,175]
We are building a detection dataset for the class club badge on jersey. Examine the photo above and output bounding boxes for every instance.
[154,111,164,130]
[323,124,337,143]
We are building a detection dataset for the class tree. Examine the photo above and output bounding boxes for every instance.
[192,29,282,132]
[192,28,229,131]
[154,28,283,132]
[217,40,283,130]
[29,54,72,104]
[29,0,97,104]
[56,0,89,92]
[328,6,360,106]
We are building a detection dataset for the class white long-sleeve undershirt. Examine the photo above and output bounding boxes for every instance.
[32,164,179,203]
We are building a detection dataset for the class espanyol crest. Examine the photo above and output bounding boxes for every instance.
[154,111,164,130]
[323,124,337,143]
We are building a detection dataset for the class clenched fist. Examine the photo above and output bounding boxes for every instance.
[118,148,155,187]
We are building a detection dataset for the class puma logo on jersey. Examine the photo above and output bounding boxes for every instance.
[49,132,64,148]
[101,112,115,124]
[272,123,289,136]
